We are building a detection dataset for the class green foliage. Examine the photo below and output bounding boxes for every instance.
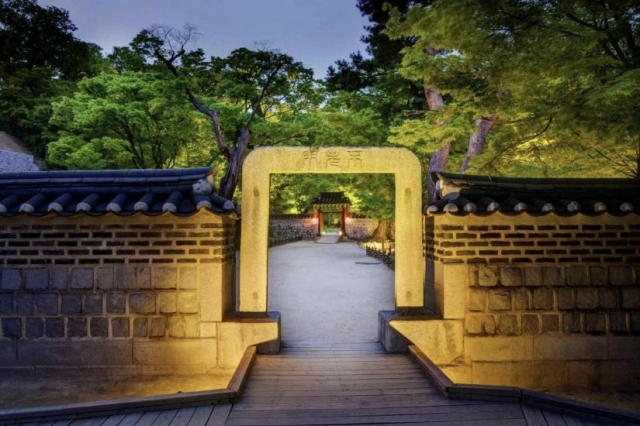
[387,0,640,177]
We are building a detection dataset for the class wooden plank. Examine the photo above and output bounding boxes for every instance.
[522,404,550,426]
[225,407,525,426]
[542,409,568,426]
[407,345,453,396]
[227,346,256,395]
[244,379,433,391]
[240,387,439,398]
[168,408,196,426]
[232,397,488,411]
[99,414,126,426]
[69,420,108,426]
[116,412,143,426]
[131,411,161,426]
[150,409,177,426]
[52,421,72,426]
[228,402,520,419]
[562,415,586,426]
[205,404,232,426]
[187,406,214,426]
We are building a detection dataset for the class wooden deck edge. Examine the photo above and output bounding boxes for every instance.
[226,345,257,395]
[521,389,640,425]
[407,345,453,396]
[0,389,235,424]
[407,345,640,424]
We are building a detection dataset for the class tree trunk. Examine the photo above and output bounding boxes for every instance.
[427,142,451,202]
[459,116,498,173]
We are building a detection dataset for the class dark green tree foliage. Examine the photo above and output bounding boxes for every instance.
[388,0,640,177]
[0,0,102,157]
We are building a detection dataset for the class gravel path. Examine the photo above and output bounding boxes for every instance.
[267,240,394,344]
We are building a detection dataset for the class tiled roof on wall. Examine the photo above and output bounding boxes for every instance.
[0,167,235,216]
[426,172,640,216]
[312,192,352,206]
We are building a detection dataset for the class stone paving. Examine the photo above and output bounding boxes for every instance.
[267,239,395,344]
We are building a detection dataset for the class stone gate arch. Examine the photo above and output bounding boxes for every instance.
[239,147,424,312]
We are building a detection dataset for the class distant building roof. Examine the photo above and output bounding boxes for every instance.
[312,192,351,208]
[0,167,235,217]
[426,172,640,216]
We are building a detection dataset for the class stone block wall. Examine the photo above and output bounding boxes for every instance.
[269,215,317,246]
[346,218,379,240]
[0,210,253,375]
[393,212,640,391]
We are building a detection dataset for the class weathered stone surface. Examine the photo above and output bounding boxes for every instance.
[532,288,554,310]
[514,289,529,310]
[158,292,177,313]
[524,267,541,287]
[111,317,130,338]
[584,313,606,333]
[106,293,126,314]
[37,293,58,315]
[465,315,483,334]
[2,318,22,339]
[133,317,148,337]
[71,269,93,289]
[488,290,512,311]
[590,266,608,286]
[576,288,598,310]
[1,269,22,290]
[599,289,618,309]
[115,267,136,290]
[534,335,607,360]
[184,316,199,338]
[67,317,87,338]
[542,267,564,286]
[168,316,186,338]
[522,314,540,334]
[499,314,519,335]
[18,341,133,365]
[85,294,103,315]
[50,268,68,290]
[621,288,640,309]
[90,317,108,337]
[97,267,114,290]
[61,294,82,314]
[483,315,496,334]
[25,318,43,338]
[178,292,199,313]
[608,336,640,359]
[152,267,177,289]
[500,267,523,286]
[566,266,587,286]
[137,267,151,289]
[25,269,48,290]
[478,265,498,286]
[179,267,197,290]
[563,313,582,333]
[465,336,533,361]
[132,339,215,367]
[468,265,479,287]
[149,317,166,337]
[556,288,574,310]
[468,290,486,312]
[16,294,34,315]
[0,293,13,313]
[45,318,64,338]
[631,313,640,333]
[610,266,634,286]
[129,293,155,313]
[541,314,560,333]
[609,312,628,334]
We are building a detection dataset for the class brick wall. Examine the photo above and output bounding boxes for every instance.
[396,212,640,390]
[0,210,241,374]
[346,218,379,240]
[269,215,317,246]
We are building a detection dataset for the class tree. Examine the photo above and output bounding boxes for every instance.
[0,0,103,157]
[387,0,640,179]
[47,71,201,169]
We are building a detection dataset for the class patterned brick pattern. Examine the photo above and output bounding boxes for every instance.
[465,264,640,337]
[426,219,640,265]
[0,212,235,341]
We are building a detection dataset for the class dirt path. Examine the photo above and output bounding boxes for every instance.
[267,240,394,344]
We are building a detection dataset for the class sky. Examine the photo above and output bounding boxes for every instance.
[38,0,370,79]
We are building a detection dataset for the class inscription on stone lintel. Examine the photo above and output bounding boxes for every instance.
[299,148,363,170]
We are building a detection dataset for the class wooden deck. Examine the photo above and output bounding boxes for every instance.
[19,343,614,426]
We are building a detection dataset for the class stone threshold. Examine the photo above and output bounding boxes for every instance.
[409,345,640,425]
[0,346,257,425]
